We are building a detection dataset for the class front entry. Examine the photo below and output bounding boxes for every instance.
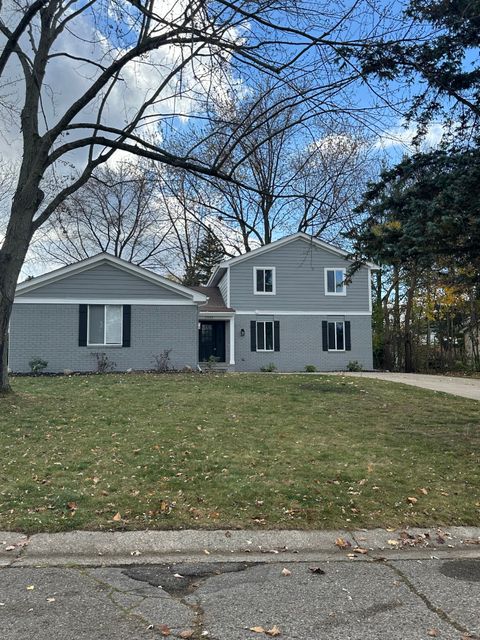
[199,321,226,362]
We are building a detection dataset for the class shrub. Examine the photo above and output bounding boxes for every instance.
[91,352,116,373]
[304,364,317,373]
[347,360,363,372]
[152,349,173,372]
[28,357,48,374]
[260,362,277,372]
[205,355,220,371]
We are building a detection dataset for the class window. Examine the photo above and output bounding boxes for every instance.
[250,320,280,352]
[257,321,274,351]
[88,305,122,346]
[322,320,351,352]
[254,267,276,294]
[325,268,346,295]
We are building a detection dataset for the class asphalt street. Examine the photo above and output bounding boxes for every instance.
[1,556,479,640]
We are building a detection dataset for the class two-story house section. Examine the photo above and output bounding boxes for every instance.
[206,232,379,371]
[10,232,378,373]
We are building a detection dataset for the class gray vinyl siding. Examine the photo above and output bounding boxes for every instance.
[9,304,198,373]
[234,314,373,372]
[18,264,189,301]
[218,272,229,306]
[228,238,370,312]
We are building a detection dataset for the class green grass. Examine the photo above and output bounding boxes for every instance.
[0,373,479,533]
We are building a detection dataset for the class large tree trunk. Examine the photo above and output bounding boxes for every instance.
[0,199,36,393]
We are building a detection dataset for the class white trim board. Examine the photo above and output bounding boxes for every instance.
[14,298,197,306]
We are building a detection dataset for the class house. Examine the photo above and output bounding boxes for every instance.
[10,232,378,373]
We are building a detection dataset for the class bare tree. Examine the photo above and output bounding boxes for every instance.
[0,0,402,391]
[34,160,174,269]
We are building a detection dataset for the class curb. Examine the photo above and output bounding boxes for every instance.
[1,527,480,567]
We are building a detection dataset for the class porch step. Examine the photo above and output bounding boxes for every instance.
[199,362,230,373]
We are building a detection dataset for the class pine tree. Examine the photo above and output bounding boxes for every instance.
[183,230,225,286]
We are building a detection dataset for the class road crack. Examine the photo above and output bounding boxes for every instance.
[386,562,479,639]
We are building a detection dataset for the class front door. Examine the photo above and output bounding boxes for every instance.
[199,321,226,362]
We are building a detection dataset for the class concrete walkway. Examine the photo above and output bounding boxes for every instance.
[333,371,480,401]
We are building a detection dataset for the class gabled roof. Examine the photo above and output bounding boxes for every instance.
[189,286,234,312]
[16,253,208,303]
[207,232,380,286]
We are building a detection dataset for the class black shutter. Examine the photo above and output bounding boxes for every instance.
[322,320,328,351]
[79,305,87,346]
[122,305,131,347]
[345,321,351,351]
[274,321,280,352]
[250,321,257,351]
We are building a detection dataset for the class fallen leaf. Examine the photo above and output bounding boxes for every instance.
[266,625,281,637]
[335,537,351,549]
[179,630,194,639]
[352,547,368,555]
[281,568,291,576]
[419,488,428,495]
[5,545,15,551]
[112,512,122,521]
[249,627,265,633]
[46,597,55,603]
[204,549,210,555]
[308,566,325,575]
[26,585,34,590]
[173,573,184,578]
[159,624,171,636]
[387,539,399,546]
[407,496,418,504]
[427,629,439,637]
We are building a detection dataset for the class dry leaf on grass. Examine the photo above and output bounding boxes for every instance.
[112,512,122,521]
[407,496,418,504]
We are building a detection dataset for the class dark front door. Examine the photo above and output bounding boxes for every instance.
[199,321,226,362]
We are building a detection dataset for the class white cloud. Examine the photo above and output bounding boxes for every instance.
[375,120,446,152]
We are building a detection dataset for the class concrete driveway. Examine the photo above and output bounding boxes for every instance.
[334,371,480,401]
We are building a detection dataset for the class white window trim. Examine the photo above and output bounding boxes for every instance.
[324,268,347,296]
[256,320,275,352]
[253,267,276,295]
[87,304,123,347]
[327,320,346,352]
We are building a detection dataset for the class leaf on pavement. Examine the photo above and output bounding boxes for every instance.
[179,630,194,639]
[427,629,439,637]
[281,568,291,576]
[159,624,170,636]
[266,625,281,636]
[308,566,325,575]
[335,537,351,549]
[249,627,265,633]
[352,547,368,555]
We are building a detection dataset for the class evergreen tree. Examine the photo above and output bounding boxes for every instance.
[183,230,225,286]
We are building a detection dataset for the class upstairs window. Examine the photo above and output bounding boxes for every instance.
[254,267,276,295]
[325,268,346,295]
[88,305,122,346]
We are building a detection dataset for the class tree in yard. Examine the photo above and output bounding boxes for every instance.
[348,147,480,372]
[0,0,402,391]
[353,0,480,141]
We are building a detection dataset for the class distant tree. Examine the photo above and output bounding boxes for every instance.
[36,160,173,269]
[185,229,225,286]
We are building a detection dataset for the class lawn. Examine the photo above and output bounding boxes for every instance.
[0,373,479,534]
